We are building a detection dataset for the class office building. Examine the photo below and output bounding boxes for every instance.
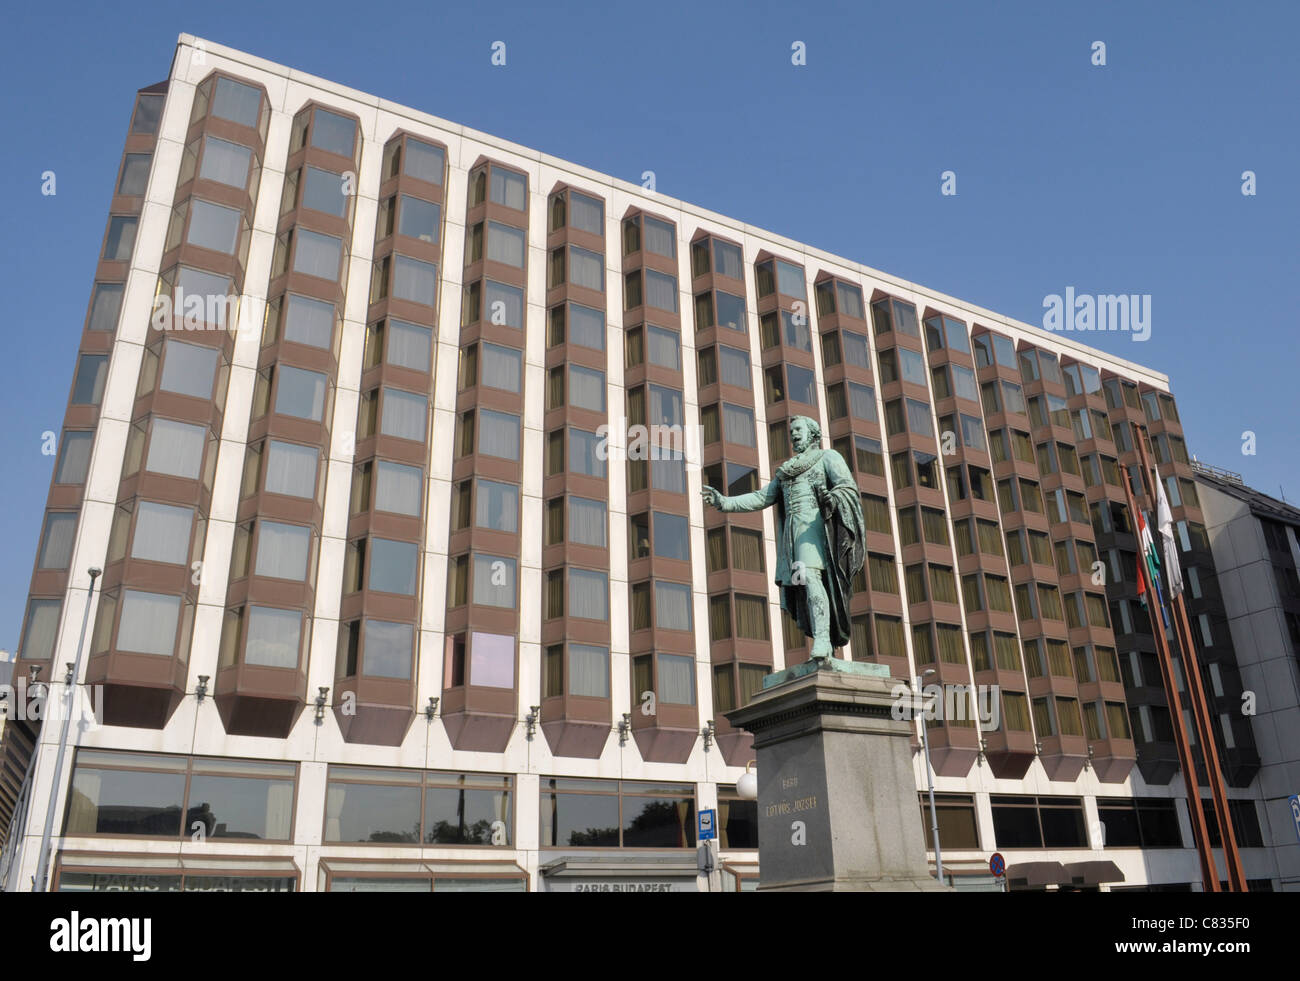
[0,36,1286,891]
[1194,463,1300,890]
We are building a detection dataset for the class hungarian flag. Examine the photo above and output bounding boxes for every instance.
[1136,507,1170,629]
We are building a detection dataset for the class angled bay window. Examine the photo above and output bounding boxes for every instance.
[486,281,521,329]
[155,339,220,399]
[472,554,518,608]
[104,215,138,261]
[551,188,604,235]
[548,568,610,620]
[184,198,243,254]
[197,135,254,189]
[55,431,94,485]
[117,152,151,196]
[268,293,337,351]
[387,136,445,185]
[905,398,933,438]
[268,365,328,421]
[550,243,603,290]
[296,165,350,218]
[95,589,190,658]
[364,317,431,371]
[372,387,426,442]
[372,460,423,516]
[484,167,526,209]
[337,619,414,680]
[644,215,676,257]
[202,76,265,131]
[549,301,605,350]
[253,521,313,582]
[71,354,109,406]
[123,501,195,566]
[477,342,523,393]
[37,511,78,570]
[286,228,344,281]
[626,267,678,313]
[20,598,62,661]
[131,417,210,481]
[469,408,518,460]
[822,280,865,320]
[88,282,124,332]
[394,194,440,243]
[559,427,605,477]
[224,605,305,669]
[367,538,419,596]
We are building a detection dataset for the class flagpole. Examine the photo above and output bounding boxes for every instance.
[1120,466,1219,891]
[1135,428,1247,891]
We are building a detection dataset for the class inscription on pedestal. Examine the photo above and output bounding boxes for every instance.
[756,749,834,886]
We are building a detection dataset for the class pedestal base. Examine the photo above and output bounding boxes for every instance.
[726,662,950,892]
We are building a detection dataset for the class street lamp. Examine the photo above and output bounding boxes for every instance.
[34,567,100,892]
[737,760,757,800]
[917,668,943,886]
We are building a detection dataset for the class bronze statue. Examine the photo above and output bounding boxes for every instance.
[701,416,866,661]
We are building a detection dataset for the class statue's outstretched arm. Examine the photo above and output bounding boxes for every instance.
[703,478,778,513]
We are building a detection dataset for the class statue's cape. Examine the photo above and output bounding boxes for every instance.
[774,450,867,649]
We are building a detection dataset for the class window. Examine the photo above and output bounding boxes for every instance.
[540,777,695,849]
[916,793,980,851]
[565,568,608,621]
[128,502,194,566]
[649,580,692,631]
[118,153,151,196]
[199,136,253,188]
[373,461,422,516]
[158,340,220,399]
[55,431,94,485]
[1097,798,1183,849]
[103,215,137,261]
[398,194,440,243]
[71,354,109,405]
[145,418,207,479]
[990,795,1087,849]
[716,345,751,390]
[36,512,77,570]
[87,283,124,332]
[370,538,419,596]
[66,750,295,841]
[111,590,183,656]
[325,766,511,847]
[291,228,342,281]
[250,521,310,582]
[899,347,927,386]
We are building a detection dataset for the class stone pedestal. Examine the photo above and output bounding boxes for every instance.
[725,660,949,891]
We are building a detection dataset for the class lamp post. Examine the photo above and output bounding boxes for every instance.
[34,567,100,892]
[917,668,943,886]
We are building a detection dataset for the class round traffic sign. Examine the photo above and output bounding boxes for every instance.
[989,852,1006,877]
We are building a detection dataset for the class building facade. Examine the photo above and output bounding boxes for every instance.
[1194,464,1300,891]
[0,35,1287,892]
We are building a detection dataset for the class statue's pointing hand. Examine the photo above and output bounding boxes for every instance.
[701,486,723,510]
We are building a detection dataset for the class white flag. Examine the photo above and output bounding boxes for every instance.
[1156,478,1184,598]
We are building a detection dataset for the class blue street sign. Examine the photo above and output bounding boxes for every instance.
[989,852,1006,878]
[1289,795,1300,844]
[698,808,717,841]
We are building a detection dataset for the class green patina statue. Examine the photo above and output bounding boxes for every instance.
[701,415,867,661]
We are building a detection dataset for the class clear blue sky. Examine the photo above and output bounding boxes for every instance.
[1,0,1296,651]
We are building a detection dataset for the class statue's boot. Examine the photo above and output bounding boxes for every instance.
[806,572,833,660]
